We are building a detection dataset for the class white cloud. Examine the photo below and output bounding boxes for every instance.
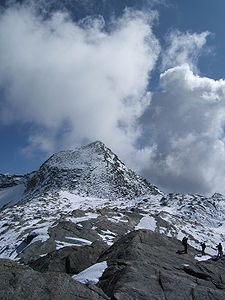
[161,30,210,71]
[0,5,160,159]
[140,64,225,195]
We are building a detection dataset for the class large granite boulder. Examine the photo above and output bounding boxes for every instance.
[29,240,107,274]
[97,230,225,299]
[0,259,109,300]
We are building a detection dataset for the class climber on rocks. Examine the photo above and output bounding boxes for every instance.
[201,242,206,255]
[182,236,188,254]
[216,243,223,258]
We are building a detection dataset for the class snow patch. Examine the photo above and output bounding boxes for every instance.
[67,212,99,224]
[73,261,108,285]
[98,229,117,246]
[56,237,92,250]
[65,236,92,245]
[195,255,211,262]
[30,226,50,244]
[135,215,157,231]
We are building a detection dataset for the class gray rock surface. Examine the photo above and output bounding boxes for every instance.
[29,240,107,274]
[17,210,141,264]
[0,259,109,300]
[18,220,102,264]
[97,230,225,300]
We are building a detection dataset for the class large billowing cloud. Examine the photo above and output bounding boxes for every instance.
[140,64,225,195]
[0,4,160,156]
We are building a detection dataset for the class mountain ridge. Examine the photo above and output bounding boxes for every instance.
[24,140,161,200]
[0,141,161,210]
[1,141,225,299]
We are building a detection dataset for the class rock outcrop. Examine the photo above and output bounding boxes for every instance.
[97,230,225,299]
[29,240,107,274]
[0,259,109,300]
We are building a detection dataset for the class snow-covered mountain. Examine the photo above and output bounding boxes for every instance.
[1,141,225,299]
[25,141,160,199]
[0,141,159,211]
[0,141,162,259]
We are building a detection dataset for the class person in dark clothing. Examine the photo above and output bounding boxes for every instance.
[216,243,223,258]
[201,242,206,255]
[182,237,188,254]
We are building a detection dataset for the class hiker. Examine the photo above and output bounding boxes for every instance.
[182,237,188,254]
[216,243,223,258]
[201,242,206,255]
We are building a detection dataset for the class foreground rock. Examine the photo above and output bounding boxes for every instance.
[97,230,225,299]
[0,259,109,300]
[29,240,107,274]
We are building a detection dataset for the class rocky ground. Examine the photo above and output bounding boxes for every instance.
[0,259,109,300]
[1,229,225,299]
[98,230,225,299]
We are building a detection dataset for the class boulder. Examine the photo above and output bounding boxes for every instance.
[0,259,109,300]
[29,240,108,274]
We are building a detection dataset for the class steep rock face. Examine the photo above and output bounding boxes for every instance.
[0,259,109,300]
[97,230,225,300]
[25,141,160,199]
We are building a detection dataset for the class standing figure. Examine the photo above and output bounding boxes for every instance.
[182,237,188,254]
[216,243,223,258]
[201,242,206,255]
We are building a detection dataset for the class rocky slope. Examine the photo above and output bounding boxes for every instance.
[0,141,162,261]
[1,141,225,299]
[1,230,225,300]
[97,230,225,299]
[24,141,160,199]
[0,259,109,300]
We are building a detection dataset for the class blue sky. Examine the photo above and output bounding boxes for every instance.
[1,0,225,195]
[156,0,225,79]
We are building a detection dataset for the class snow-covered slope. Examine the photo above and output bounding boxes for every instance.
[0,141,159,209]
[1,141,225,265]
[154,193,225,256]
[0,174,25,210]
[0,184,25,210]
[25,141,160,199]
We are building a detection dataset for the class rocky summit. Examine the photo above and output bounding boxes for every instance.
[24,141,160,199]
[0,141,225,299]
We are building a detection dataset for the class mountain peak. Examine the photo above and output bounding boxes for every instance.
[25,141,160,199]
[86,140,106,148]
[43,141,116,171]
